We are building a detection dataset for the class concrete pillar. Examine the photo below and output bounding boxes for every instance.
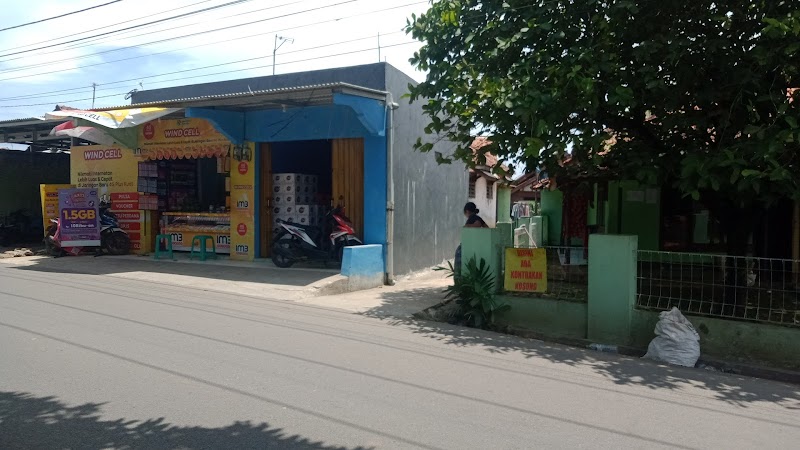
[496,186,512,224]
[587,234,638,346]
[461,227,504,292]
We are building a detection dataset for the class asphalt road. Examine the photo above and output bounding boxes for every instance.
[1,263,799,449]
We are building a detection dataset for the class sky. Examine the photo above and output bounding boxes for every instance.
[0,0,430,121]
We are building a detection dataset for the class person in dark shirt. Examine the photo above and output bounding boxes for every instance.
[463,202,488,228]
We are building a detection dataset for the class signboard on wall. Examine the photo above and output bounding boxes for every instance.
[39,184,73,234]
[70,145,147,253]
[137,117,231,160]
[58,188,101,246]
[230,142,256,261]
[504,248,547,293]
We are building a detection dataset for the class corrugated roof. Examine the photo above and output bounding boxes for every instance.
[93,82,387,111]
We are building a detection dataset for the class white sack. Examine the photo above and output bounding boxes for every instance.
[643,307,700,367]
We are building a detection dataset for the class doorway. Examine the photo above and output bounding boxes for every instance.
[258,138,365,259]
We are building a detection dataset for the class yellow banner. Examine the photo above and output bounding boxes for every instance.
[229,142,256,261]
[70,145,140,194]
[39,184,73,234]
[70,145,148,254]
[504,248,547,293]
[136,117,231,160]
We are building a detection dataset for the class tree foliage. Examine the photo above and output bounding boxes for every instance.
[406,0,800,206]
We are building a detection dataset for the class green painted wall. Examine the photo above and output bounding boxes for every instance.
[540,189,563,245]
[496,186,512,224]
[495,296,587,340]
[587,234,638,345]
[606,181,661,251]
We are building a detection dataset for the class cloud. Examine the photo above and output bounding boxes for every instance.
[0,0,428,120]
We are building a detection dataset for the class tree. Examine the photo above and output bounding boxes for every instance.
[406,0,800,256]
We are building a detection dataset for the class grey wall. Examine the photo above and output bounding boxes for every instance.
[133,64,388,103]
[385,66,468,275]
[0,151,70,222]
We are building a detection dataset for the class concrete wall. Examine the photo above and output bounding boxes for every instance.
[469,176,497,227]
[460,227,800,369]
[540,189,563,245]
[0,151,70,223]
[386,66,466,275]
[607,181,660,251]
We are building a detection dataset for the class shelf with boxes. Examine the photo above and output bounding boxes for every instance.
[271,173,326,236]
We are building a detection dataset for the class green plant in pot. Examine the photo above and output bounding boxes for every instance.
[436,257,510,329]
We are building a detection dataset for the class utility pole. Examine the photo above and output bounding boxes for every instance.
[378,32,381,62]
[272,35,294,75]
[91,82,97,108]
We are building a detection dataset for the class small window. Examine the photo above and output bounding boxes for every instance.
[486,183,493,199]
[468,179,476,198]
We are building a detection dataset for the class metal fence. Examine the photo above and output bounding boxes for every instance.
[507,246,589,302]
[637,251,800,327]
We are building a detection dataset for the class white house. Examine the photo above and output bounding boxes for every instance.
[467,137,506,227]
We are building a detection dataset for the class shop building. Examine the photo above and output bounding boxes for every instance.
[42,63,466,284]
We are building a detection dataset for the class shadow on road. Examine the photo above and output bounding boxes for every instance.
[0,391,373,450]
[369,288,800,410]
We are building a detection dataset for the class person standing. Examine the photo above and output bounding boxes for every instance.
[455,202,488,278]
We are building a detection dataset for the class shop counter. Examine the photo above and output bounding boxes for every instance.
[162,212,231,254]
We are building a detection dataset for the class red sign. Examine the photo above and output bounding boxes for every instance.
[114,211,142,221]
[238,161,248,175]
[237,223,247,236]
[143,123,155,140]
[118,222,141,231]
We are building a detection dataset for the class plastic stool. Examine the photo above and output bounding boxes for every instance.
[190,235,217,261]
[153,234,174,260]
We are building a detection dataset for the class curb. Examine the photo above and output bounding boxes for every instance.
[500,326,800,385]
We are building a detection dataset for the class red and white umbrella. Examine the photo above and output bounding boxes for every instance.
[50,120,116,146]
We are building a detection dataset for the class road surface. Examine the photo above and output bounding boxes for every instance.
[1,262,799,449]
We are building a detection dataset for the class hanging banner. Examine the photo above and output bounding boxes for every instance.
[39,184,74,234]
[230,142,256,261]
[58,188,101,247]
[504,248,547,293]
[46,107,179,129]
[136,117,231,160]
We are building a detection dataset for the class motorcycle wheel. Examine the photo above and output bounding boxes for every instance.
[104,231,131,256]
[271,237,295,268]
[44,225,62,257]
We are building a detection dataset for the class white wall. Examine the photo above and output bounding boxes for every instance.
[469,176,497,227]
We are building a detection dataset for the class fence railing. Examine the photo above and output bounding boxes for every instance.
[637,250,800,327]
[507,246,588,302]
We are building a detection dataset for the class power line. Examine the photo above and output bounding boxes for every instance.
[0,0,305,64]
[0,0,305,75]
[0,0,123,33]
[0,0,258,59]
[0,41,417,108]
[0,1,423,97]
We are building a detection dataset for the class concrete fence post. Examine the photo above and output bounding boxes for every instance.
[461,227,504,292]
[587,234,639,346]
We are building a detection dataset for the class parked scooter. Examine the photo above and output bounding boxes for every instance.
[44,201,131,257]
[271,205,362,268]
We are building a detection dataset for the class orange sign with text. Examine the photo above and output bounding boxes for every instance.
[137,117,231,160]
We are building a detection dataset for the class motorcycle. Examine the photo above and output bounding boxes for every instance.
[44,201,131,257]
[271,206,362,268]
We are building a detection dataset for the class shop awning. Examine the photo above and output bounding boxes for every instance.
[139,144,229,161]
[45,107,180,129]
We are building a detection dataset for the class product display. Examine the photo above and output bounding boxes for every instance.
[162,212,231,254]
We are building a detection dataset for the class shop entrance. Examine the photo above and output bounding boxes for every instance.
[143,155,231,254]
[259,138,364,258]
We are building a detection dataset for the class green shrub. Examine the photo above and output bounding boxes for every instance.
[435,257,510,329]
